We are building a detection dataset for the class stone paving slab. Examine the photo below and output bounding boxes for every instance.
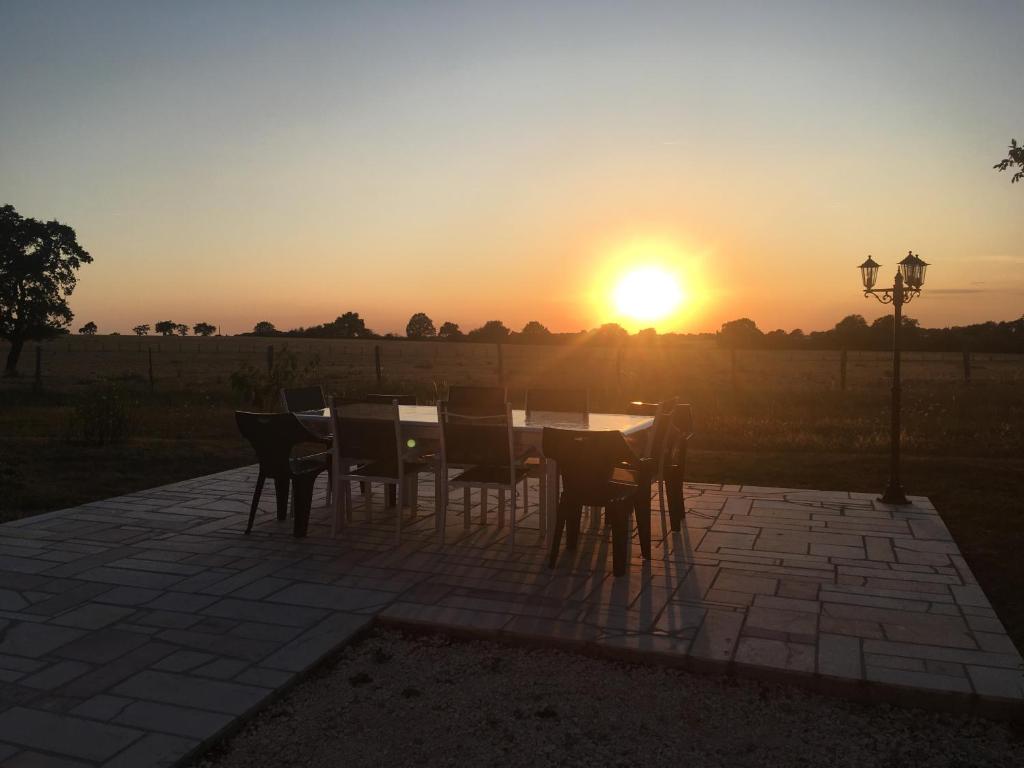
[0,466,1020,766]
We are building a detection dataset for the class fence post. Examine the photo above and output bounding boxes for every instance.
[148,348,154,392]
[266,345,274,374]
[840,349,848,391]
[496,343,504,385]
[374,344,383,385]
[962,350,971,384]
[32,346,42,393]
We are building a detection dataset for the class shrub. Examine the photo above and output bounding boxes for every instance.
[230,346,321,410]
[66,384,134,445]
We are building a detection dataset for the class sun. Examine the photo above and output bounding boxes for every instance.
[612,267,685,323]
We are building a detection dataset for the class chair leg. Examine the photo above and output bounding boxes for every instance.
[538,469,547,543]
[608,501,630,577]
[245,471,266,534]
[548,494,571,568]
[331,471,342,537]
[497,489,506,529]
[666,459,685,532]
[291,474,317,538]
[409,475,419,520]
[565,502,584,551]
[634,491,652,560]
[360,481,370,496]
[343,479,353,524]
[463,487,471,529]
[436,467,447,545]
[395,481,403,545]
[387,484,398,509]
[657,476,670,539]
[274,477,289,521]
[480,488,487,525]
[508,486,516,546]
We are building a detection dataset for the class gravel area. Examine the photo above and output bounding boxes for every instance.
[191,629,1021,768]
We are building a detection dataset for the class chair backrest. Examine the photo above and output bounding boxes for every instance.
[672,403,694,436]
[363,393,417,405]
[236,411,318,477]
[525,388,588,415]
[437,401,513,469]
[647,397,679,462]
[542,428,639,504]
[446,385,508,414]
[329,399,402,473]
[280,385,326,413]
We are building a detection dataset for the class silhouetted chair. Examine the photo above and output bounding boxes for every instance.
[523,387,589,524]
[446,385,508,413]
[664,404,694,530]
[626,397,678,524]
[280,385,327,413]
[542,428,652,577]
[437,401,531,545]
[235,412,330,537]
[356,393,418,503]
[329,399,435,543]
[281,384,333,501]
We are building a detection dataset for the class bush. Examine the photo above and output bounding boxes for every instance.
[230,346,320,410]
[66,384,134,445]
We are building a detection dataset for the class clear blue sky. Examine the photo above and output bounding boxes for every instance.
[2,1,1021,334]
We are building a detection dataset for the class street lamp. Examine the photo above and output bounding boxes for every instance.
[858,251,929,505]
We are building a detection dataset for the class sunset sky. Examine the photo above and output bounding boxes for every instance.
[2,1,1022,335]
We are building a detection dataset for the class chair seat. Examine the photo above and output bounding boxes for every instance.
[566,479,638,507]
[450,465,529,486]
[289,453,330,476]
[345,459,433,481]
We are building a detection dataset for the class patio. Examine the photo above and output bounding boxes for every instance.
[0,468,1020,767]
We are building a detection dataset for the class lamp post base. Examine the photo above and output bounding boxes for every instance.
[879,481,910,506]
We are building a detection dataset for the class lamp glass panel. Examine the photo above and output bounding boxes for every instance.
[859,258,879,290]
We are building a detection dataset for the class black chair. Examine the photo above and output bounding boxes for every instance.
[280,385,333,501]
[626,397,679,526]
[446,385,507,413]
[542,428,652,577]
[523,387,589,524]
[664,404,694,531]
[437,401,531,545]
[235,412,330,537]
[329,399,435,543]
[356,394,418,503]
[280,385,327,413]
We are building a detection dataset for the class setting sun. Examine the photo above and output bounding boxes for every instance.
[589,236,707,332]
[613,267,684,323]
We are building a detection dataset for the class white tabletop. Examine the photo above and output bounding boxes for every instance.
[301,405,652,435]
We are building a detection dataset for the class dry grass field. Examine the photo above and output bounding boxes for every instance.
[5,335,1022,394]
[1,335,1022,645]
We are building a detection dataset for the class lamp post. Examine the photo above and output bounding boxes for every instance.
[858,251,929,505]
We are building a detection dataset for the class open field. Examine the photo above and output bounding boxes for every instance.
[1,336,1022,648]
[2,336,1022,395]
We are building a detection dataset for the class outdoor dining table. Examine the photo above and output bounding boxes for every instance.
[297,405,655,540]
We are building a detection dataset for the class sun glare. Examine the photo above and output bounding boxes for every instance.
[613,267,684,322]
[589,236,707,332]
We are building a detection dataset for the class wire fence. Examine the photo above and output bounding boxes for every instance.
[2,336,1021,397]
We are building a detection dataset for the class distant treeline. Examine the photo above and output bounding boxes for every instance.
[235,312,1024,354]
